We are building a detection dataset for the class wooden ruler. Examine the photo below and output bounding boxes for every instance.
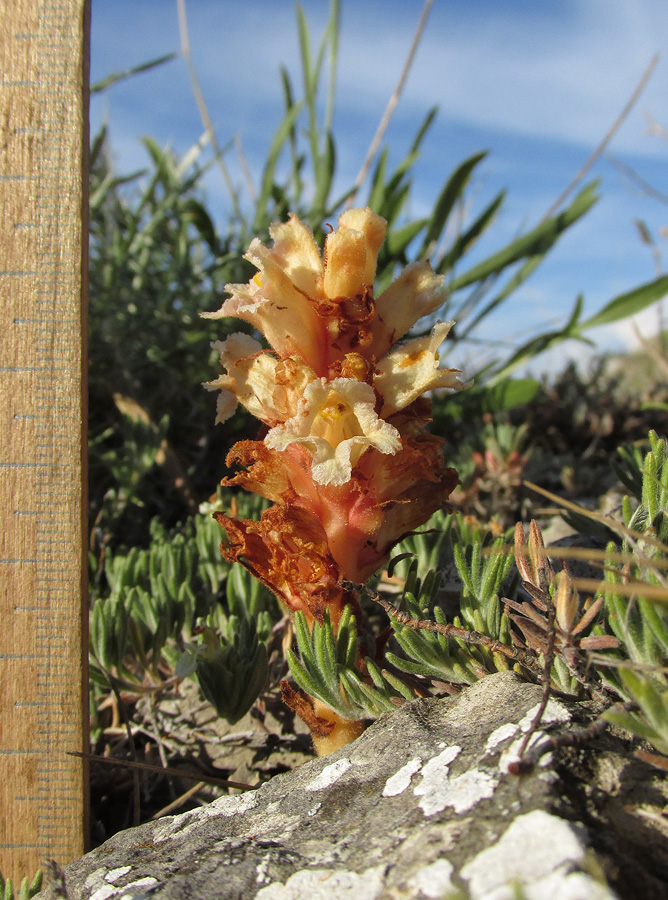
[0,0,89,881]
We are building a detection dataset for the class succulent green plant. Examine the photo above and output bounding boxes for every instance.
[286,607,415,722]
[0,870,42,900]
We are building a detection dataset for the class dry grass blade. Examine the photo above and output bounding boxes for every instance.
[488,542,668,577]
[524,479,668,555]
[634,749,668,772]
[588,655,668,676]
[571,577,668,603]
[542,53,659,220]
[348,0,434,203]
[176,0,240,217]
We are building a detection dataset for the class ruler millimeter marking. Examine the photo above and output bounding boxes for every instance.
[0,0,89,881]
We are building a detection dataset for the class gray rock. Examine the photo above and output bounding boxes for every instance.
[37,672,668,900]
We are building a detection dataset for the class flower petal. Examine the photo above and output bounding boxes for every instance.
[370,261,449,358]
[323,208,386,300]
[210,333,316,425]
[265,377,401,486]
[374,321,469,417]
[267,213,324,296]
[215,504,353,624]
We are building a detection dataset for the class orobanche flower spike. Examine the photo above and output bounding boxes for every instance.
[204,208,468,752]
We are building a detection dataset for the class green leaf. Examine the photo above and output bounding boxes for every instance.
[253,101,305,232]
[449,181,599,291]
[471,378,541,414]
[489,294,589,382]
[438,190,505,274]
[90,53,177,94]
[418,152,488,258]
[408,106,438,155]
[579,273,668,330]
[385,218,429,258]
[313,130,336,215]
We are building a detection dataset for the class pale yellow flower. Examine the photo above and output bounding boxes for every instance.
[205,332,315,426]
[265,377,401,486]
[322,207,386,299]
[374,321,470,418]
[202,207,414,376]
[367,261,450,360]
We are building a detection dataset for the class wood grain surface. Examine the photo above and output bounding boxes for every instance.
[0,0,89,881]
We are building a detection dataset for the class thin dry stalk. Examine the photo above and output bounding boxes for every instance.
[68,750,256,791]
[488,542,668,574]
[516,600,556,761]
[176,0,241,218]
[374,594,542,674]
[348,0,434,204]
[606,153,668,208]
[542,54,659,221]
[150,780,208,819]
[234,133,257,204]
[508,700,638,774]
[524,479,668,555]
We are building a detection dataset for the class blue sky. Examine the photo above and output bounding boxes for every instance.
[90,0,668,373]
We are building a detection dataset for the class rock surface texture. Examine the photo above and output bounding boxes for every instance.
[37,672,668,900]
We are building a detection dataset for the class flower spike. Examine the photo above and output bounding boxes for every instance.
[204,208,469,752]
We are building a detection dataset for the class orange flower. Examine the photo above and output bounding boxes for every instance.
[221,435,458,585]
[204,208,469,751]
[204,208,468,589]
[214,503,357,625]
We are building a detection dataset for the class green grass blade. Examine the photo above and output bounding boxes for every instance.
[91,53,177,94]
[417,151,488,258]
[252,101,305,232]
[578,272,668,331]
[438,190,506,275]
[449,181,599,291]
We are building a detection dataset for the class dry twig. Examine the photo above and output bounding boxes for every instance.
[348,0,434,204]
[373,594,542,674]
[542,54,659,220]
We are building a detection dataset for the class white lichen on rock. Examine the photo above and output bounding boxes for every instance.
[484,722,520,754]
[305,757,352,792]
[411,744,498,816]
[518,700,571,730]
[407,858,455,898]
[86,871,159,900]
[151,790,259,842]
[382,757,423,797]
[459,809,619,900]
[255,864,386,900]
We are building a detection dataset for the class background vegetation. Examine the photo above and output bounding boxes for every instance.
[82,0,668,864]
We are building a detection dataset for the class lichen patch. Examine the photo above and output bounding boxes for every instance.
[255,864,386,900]
[407,858,455,898]
[416,767,497,817]
[459,809,617,900]
[382,757,423,797]
[306,757,353,792]
[518,699,571,731]
[151,790,259,842]
[484,722,520,754]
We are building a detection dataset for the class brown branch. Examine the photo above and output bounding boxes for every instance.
[68,750,256,792]
[374,595,541,673]
[508,701,639,775]
[516,600,556,760]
